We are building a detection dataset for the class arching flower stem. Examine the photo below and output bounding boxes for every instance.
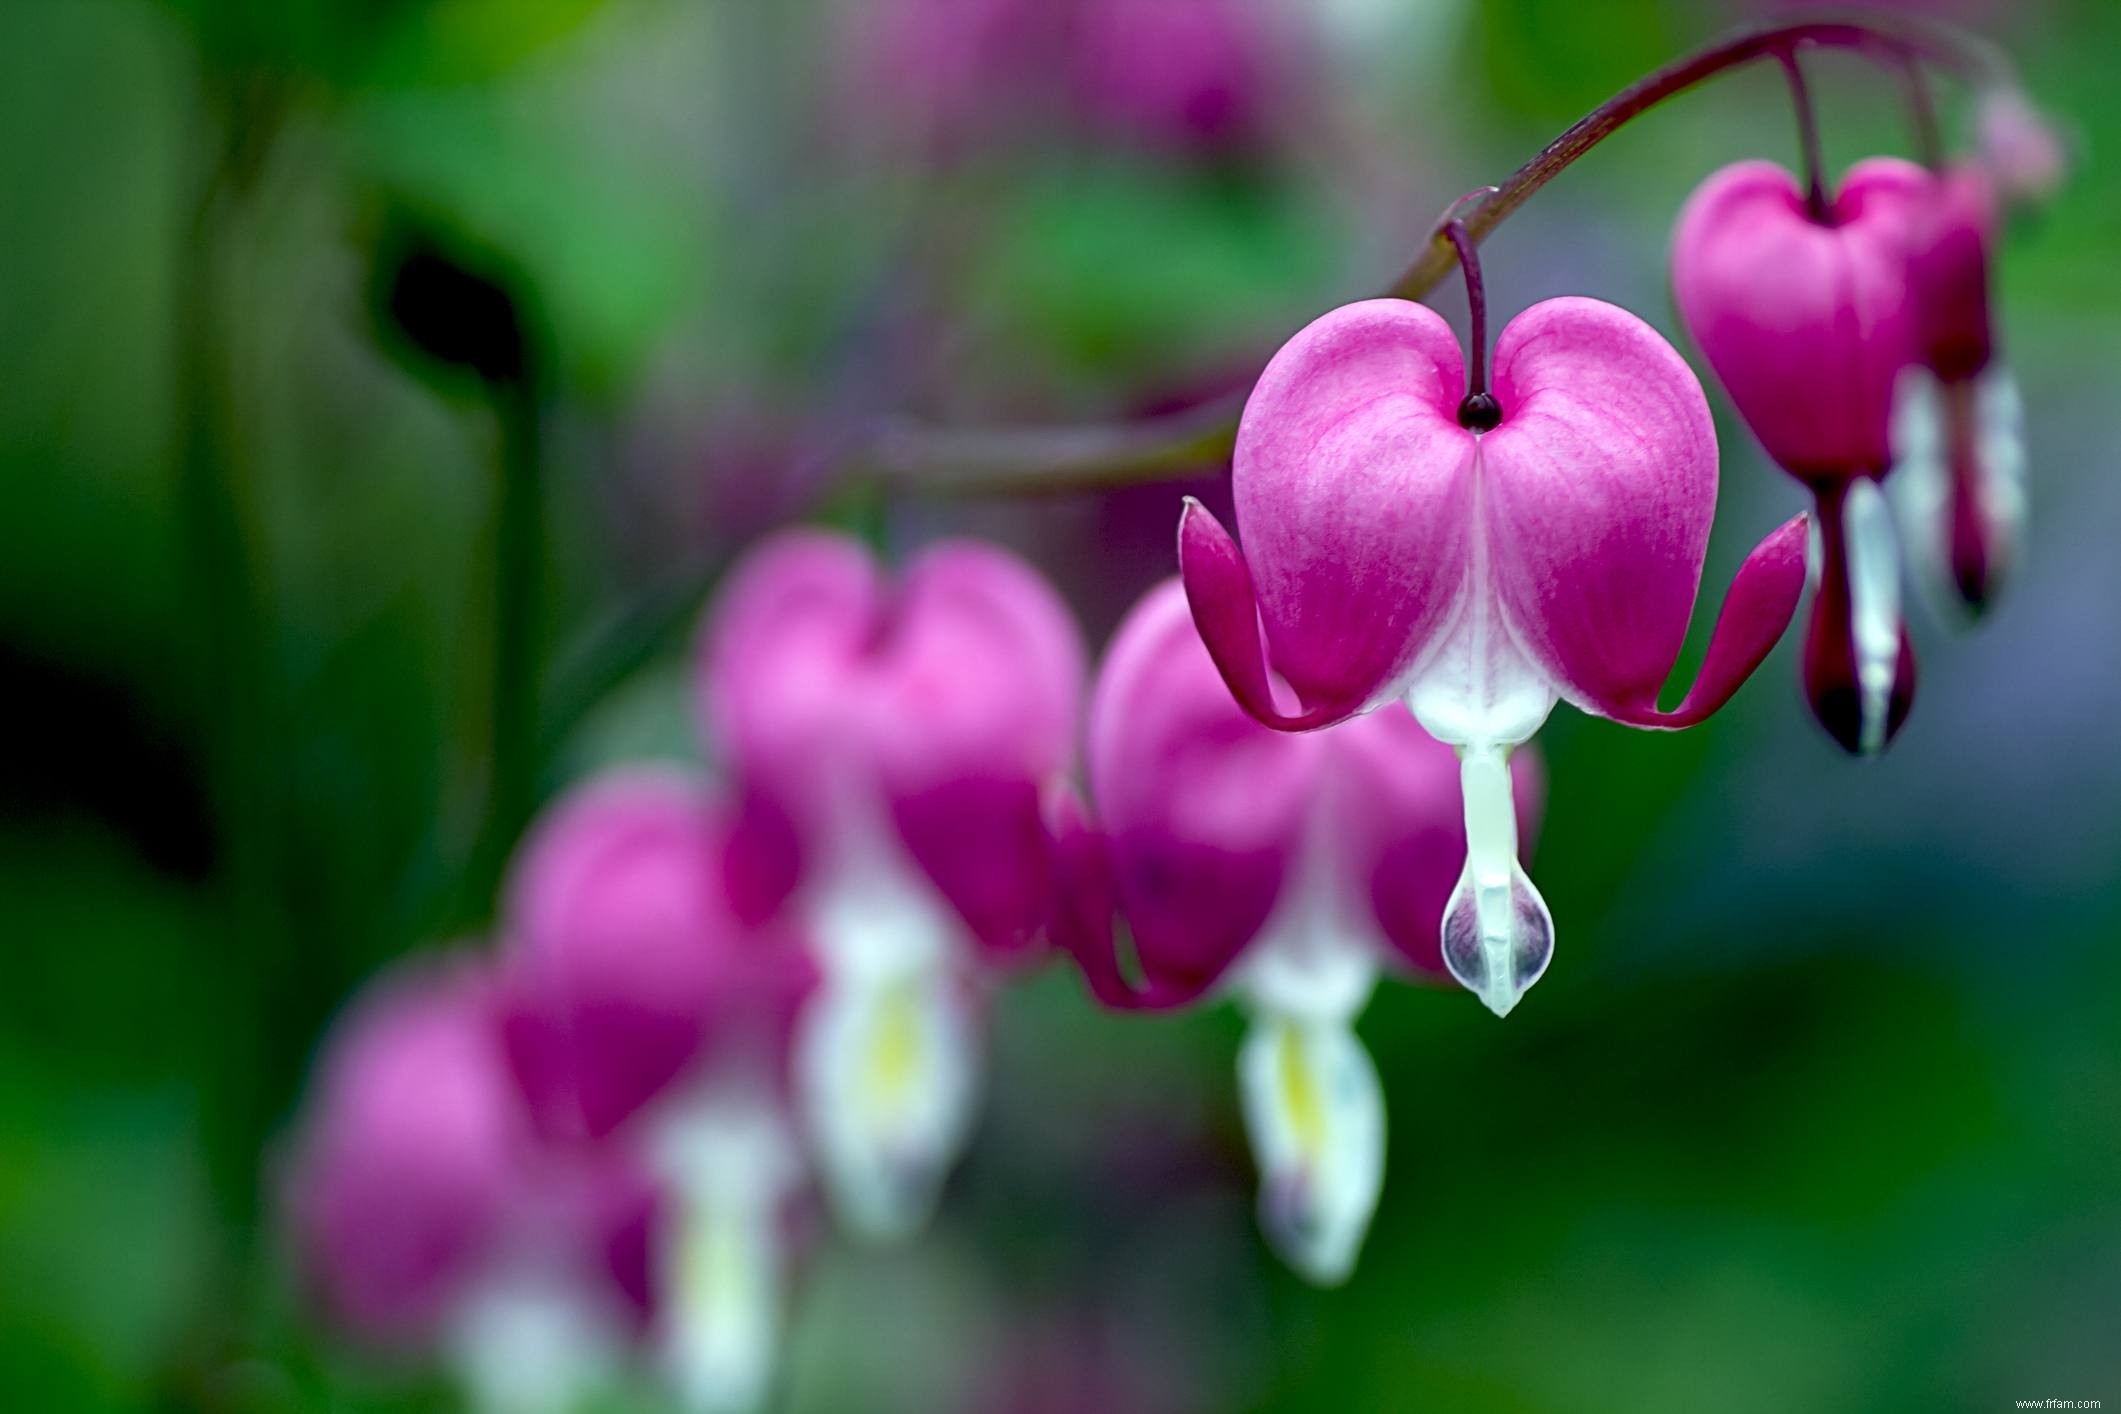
[1437,189,1504,431]
[858,13,2002,499]
[1776,45,1833,223]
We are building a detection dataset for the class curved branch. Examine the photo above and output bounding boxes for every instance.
[871,9,2006,500]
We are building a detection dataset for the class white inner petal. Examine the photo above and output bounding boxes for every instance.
[447,1259,623,1414]
[1977,366,2028,545]
[1235,820,1380,1027]
[1438,742,1552,1018]
[1886,366,1948,606]
[1237,1012,1385,1288]
[1403,446,1556,1018]
[1843,478,1904,756]
[653,1099,800,1414]
[795,919,979,1243]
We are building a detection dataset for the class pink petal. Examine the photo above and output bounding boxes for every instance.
[1079,580,1321,1006]
[284,955,523,1348]
[1178,499,1364,731]
[1672,158,1928,478]
[874,540,1085,958]
[1481,296,1720,721]
[699,530,885,830]
[501,769,809,1141]
[1224,298,1476,720]
[1598,512,1811,729]
[1045,785,1219,1012]
[1907,163,1998,383]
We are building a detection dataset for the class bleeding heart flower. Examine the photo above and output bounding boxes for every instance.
[1890,163,2026,618]
[698,530,1084,1241]
[1053,579,1539,1282]
[1673,157,1930,754]
[283,955,643,1414]
[500,769,813,1146]
[1178,292,1806,1018]
[500,769,817,1414]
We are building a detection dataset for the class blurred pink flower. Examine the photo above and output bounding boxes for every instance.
[284,956,644,1407]
[699,529,1084,1239]
[500,768,814,1146]
[1068,0,1286,154]
[840,0,1295,159]
[1178,297,1804,1015]
[499,768,821,1413]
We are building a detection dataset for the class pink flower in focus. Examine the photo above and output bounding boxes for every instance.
[699,530,1085,1240]
[1053,580,1539,1281]
[1178,297,1806,1017]
[1673,157,1930,754]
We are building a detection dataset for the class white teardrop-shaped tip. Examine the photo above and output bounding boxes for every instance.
[1441,857,1554,1018]
[1238,1015,1385,1286]
[796,966,980,1244]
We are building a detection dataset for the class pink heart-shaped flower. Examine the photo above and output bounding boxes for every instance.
[699,530,1084,961]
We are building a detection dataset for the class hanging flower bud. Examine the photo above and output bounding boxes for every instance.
[1054,579,1538,1282]
[699,531,1085,1241]
[1891,164,2026,617]
[282,956,636,1414]
[500,770,818,1414]
[1178,294,1805,1018]
[1673,157,1928,754]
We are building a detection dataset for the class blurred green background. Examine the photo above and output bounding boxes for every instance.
[3,0,2116,1409]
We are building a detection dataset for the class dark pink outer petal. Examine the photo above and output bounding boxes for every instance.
[1075,579,1319,1007]
[500,769,813,1143]
[284,956,523,1349]
[1907,164,1998,382]
[1179,500,1365,731]
[1482,297,1719,720]
[877,541,1087,962]
[1600,512,1812,729]
[1672,158,1928,479]
[1223,298,1476,721]
[1326,708,1542,978]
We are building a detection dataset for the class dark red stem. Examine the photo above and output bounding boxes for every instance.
[1777,46,1833,222]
